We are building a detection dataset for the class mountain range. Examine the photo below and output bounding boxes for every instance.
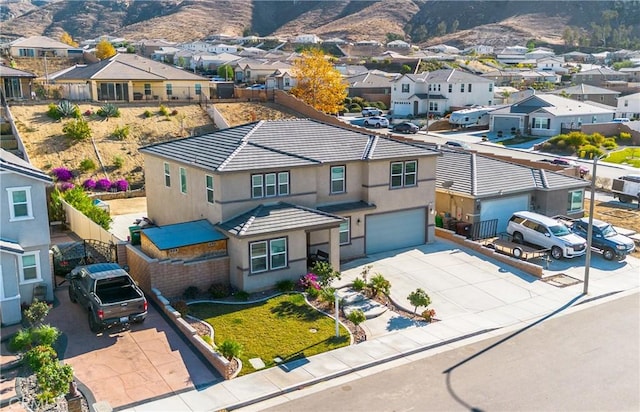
[1,0,639,50]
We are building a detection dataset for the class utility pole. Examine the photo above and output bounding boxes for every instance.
[583,154,604,295]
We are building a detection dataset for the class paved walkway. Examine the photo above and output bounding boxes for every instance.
[119,239,639,412]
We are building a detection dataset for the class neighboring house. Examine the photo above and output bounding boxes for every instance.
[496,46,528,64]
[463,45,495,55]
[424,44,461,55]
[489,94,616,137]
[390,69,494,117]
[293,34,322,44]
[50,53,209,102]
[151,46,181,63]
[434,149,589,233]
[345,71,395,107]
[265,68,297,90]
[619,67,640,82]
[0,66,37,101]
[139,119,439,293]
[233,59,292,83]
[525,47,555,60]
[571,67,626,87]
[334,64,369,76]
[493,86,520,105]
[191,52,242,72]
[616,92,640,119]
[9,36,82,58]
[562,51,591,63]
[535,56,567,74]
[180,41,238,54]
[481,69,525,87]
[549,84,621,107]
[0,149,53,326]
[135,39,178,58]
[387,40,411,49]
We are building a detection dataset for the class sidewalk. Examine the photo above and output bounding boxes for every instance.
[118,240,640,412]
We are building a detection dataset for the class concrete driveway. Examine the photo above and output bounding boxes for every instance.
[336,238,640,336]
[48,284,221,409]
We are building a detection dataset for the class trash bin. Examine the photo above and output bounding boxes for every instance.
[128,225,141,245]
[456,222,472,237]
[435,214,443,228]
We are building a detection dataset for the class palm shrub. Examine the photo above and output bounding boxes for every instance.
[318,286,337,303]
[97,103,121,118]
[352,277,366,291]
[56,100,80,118]
[143,109,153,118]
[367,274,391,298]
[159,104,170,116]
[218,339,243,360]
[62,118,91,140]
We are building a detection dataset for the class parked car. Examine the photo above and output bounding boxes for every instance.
[364,116,389,128]
[570,217,635,261]
[246,84,265,90]
[506,211,587,259]
[361,107,383,117]
[392,122,419,134]
[552,158,588,177]
[611,174,640,204]
[612,118,630,123]
[444,141,470,149]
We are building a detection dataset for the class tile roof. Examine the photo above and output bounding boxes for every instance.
[0,149,52,184]
[435,150,588,197]
[10,36,73,49]
[142,219,226,249]
[316,201,376,214]
[549,84,621,95]
[0,66,37,78]
[218,202,344,237]
[140,119,438,172]
[53,53,208,81]
[489,94,615,116]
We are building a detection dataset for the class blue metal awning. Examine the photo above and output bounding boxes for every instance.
[142,220,227,250]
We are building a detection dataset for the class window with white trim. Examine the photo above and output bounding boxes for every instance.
[339,218,350,245]
[144,83,151,96]
[460,84,464,92]
[19,251,41,284]
[206,175,214,203]
[330,166,345,194]
[489,83,493,92]
[532,118,551,129]
[448,84,453,93]
[568,190,583,212]
[250,238,287,273]
[7,187,33,221]
[164,162,171,187]
[401,84,410,93]
[429,102,438,112]
[179,167,187,193]
[195,84,202,95]
[166,84,172,96]
[390,160,417,188]
[251,171,289,198]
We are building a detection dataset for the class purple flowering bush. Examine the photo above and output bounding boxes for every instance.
[95,178,111,191]
[59,182,74,191]
[111,179,129,192]
[298,273,320,290]
[51,167,73,182]
[82,179,96,190]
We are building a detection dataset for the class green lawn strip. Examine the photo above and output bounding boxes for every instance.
[497,135,539,146]
[189,293,350,376]
[602,148,640,168]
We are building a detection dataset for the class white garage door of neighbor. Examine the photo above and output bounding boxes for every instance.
[366,208,426,254]
[481,195,529,233]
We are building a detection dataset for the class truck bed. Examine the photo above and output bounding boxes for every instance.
[96,285,143,305]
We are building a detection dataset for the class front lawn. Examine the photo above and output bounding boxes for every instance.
[603,147,640,168]
[495,135,540,146]
[189,293,350,376]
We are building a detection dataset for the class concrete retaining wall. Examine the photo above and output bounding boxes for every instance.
[436,227,544,278]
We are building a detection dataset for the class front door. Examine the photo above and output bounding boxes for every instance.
[413,100,419,116]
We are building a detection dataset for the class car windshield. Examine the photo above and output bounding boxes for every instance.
[601,224,617,237]
[549,224,571,236]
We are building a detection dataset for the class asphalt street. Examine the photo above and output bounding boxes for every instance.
[254,291,640,412]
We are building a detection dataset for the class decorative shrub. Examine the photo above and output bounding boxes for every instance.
[112,125,130,140]
[51,167,73,182]
[79,158,96,171]
[84,109,93,116]
[112,155,124,169]
[367,273,391,298]
[159,105,170,116]
[310,261,341,287]
[173,300,189,317]
[143,110,153,118]
[24,345,57,371]
[218,339,243,361]
[62,118,91,140]
[234,290,250,301]
[171,109,178,116]
[111,179,129,192]
[602,138,618,150]
[306,286,320,299]
[46,103,62,120]
[298,273,320,290]
[56,100,80,118]
[35,360,74,405]
[82,179,97,190]
[95,178,112,191]
[619,132,631,140]
[578,144,603,159]
[422,308,436,321]
[208,283,231,299]
[97,103,121,118]
[183,286,199,299]
[57,187,112,230]
[276,279,295,292]
[318,286,337,303]
[23,300,50,327]
[352,277,366,291]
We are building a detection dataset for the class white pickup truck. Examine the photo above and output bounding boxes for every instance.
[611,174,640,204]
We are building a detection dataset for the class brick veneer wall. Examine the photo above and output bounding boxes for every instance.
[436,227,544,278]
[124,244,230,298]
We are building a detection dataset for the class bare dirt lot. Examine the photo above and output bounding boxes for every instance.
[9,102,299,188]
[585,198,640,259]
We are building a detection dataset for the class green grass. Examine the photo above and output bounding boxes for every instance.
[189,294,350,376]
[603,148,640,168]
[497,135,540,146]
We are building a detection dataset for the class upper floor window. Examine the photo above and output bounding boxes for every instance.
[164,162,171,187]
[468,84,472,92]
[179,167,187,194]
[390,161,417,188]
[7,187,33,221]
[252,171,289,198]
[624,100,628,107]
[206,175,214,204]
[166,84,173,96]
[339,218,350,245]
[330,166,345,194]
[448,84,453,93]
[460,84,465,92]
[19,251,41,284]
[195,84,202,95]
[250,238,287,273]
[401,84,410,93]
[489,83,493,92]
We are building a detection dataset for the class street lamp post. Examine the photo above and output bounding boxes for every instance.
[583,154,605,295]
[334,291,340,337]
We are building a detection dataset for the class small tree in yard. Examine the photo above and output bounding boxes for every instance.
[291,48,347,114]
[407,288,431,316]
[95,39,116,59]
[347,309,366,332]
[218,339,243,361]
[310,261,341,287]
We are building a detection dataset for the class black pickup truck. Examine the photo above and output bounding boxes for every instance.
[570,217,636,261]
[68,263,147,332]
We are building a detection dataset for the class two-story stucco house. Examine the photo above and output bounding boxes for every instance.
[0,150,53,326]
[390,69,494,117]
[139,119,439,293]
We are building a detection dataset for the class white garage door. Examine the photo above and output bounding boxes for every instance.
[480,195,529,233]
[366,208,426,254]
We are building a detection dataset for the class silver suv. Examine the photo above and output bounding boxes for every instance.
[506,211,587,259]
[361,107,383,117]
